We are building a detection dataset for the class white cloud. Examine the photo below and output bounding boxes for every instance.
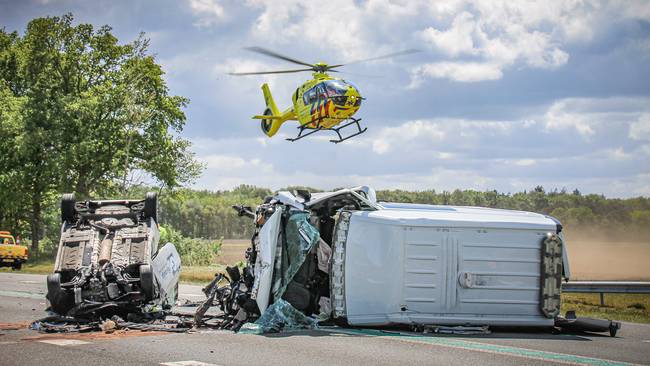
[371,120,446,154]
[368,118,512,154]
[629,113,650,140]
[411,2,576,84]
[419,11,477,57]
[188,0,225,27]
[543,97,650,138]
[410,61,503,84]
[607,147,632,160]
[513,159,537,167]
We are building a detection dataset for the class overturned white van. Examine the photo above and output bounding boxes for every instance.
[330,200,568,327]
[213,186,576,332]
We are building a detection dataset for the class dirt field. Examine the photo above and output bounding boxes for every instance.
[565,239,650,280]
[215,239,249,266]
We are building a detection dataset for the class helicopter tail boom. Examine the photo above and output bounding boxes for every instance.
[261,83,280,116]
[253,83,294,137]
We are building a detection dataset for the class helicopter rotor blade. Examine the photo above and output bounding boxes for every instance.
[327,49,421,69]
[331,70,383,79]
[244,46,314,68]
[228,68,314,76]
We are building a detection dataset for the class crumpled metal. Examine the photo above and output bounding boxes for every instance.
[239,299,318,334]
[271,211,320,303]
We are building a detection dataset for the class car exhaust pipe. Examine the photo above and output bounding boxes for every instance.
[98,234,113,265]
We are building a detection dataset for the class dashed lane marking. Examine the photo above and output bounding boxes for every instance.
[161,361,221,366]
[0,290,44,299]
[37,339,91,346]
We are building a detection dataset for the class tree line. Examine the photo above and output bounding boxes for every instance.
[143,185,650,243]
[4,183,650,259]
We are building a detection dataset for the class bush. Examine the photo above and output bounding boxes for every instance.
[159,225,221,266]
[628,303,646,310]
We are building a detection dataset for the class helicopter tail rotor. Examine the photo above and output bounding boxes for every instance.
[252,83,287,137]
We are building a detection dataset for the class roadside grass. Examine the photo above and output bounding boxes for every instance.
[179,264,225,283]
[561,293,650,324]
[0,258,54,274]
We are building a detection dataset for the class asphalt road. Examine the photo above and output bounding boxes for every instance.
[1,272,649,366]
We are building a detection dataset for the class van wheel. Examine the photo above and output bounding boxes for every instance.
[143,192,158,222]
[140,264,154,301]
[47,273,73,315]
[61,194,76,223]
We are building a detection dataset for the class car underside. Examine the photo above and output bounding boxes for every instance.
[47,193,181,318]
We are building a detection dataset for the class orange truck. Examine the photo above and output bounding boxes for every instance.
[0,231,29,270]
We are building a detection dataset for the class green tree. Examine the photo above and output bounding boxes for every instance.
[0,14,202,251]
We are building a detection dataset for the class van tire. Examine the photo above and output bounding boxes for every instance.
[140,264,154,301]
[143,192,158,222]
[61,194,76,223]
[47,273,73,315]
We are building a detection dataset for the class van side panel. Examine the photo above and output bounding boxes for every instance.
[343,214,555,327]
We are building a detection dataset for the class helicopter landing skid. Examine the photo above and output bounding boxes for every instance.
[286,118,368,144]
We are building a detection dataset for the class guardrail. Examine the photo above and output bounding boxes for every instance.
[562,281,650,306]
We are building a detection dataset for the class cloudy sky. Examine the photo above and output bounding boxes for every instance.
[2,0,650,197]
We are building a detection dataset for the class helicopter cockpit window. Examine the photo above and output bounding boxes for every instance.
[324,80,350,106]
[324,80,348,97]
[316,83,327,100]
[303,88,318,104]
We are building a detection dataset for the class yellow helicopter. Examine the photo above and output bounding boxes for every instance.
[230,47,417,143]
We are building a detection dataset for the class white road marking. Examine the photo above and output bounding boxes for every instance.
[179,293,205,298]
[0,341,19,345]
[38,339,91,346]
[161,361,221,366]
[0,289,45,299]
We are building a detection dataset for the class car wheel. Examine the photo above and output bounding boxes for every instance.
[143,192,158,223]
[61,193,76,223]
[46,273,73,315]
[140,264,154,301]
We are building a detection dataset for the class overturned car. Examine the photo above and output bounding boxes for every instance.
[208,186,618,335]
[46,193,181,318]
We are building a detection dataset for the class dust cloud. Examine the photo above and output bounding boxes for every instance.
[564,231,650,281]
